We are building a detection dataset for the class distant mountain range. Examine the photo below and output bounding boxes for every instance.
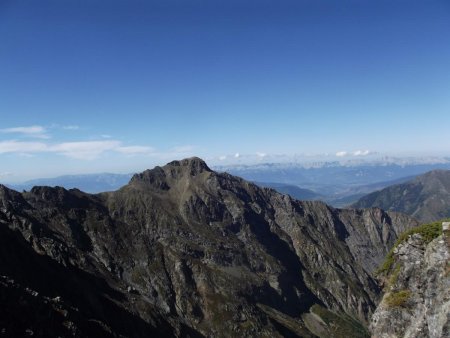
[4,159,450,208]
[352,170,450,222]
[215,160,450,188]
[212,154,450,168]
[214,160,450,206]
[8,173,133,193]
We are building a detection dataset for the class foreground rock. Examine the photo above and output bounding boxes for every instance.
[0,157,418,337]
[370,222,450,338]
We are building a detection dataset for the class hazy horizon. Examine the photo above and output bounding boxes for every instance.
[1,0,449,182]
[2,152,450,184]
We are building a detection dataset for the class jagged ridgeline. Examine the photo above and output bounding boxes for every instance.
[0,157,418,337]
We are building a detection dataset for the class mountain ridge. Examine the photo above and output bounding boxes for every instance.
[352,170,450,222]
[0,157,419,337]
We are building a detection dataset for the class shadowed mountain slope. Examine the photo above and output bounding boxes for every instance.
[0,157,418,337]
[352,170,450,222]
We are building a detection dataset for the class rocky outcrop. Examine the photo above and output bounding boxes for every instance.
[370,223,450,338]
[0,157,419,337]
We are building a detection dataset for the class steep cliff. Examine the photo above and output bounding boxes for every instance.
[370,221,449,338]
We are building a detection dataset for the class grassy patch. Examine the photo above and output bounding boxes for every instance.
[309,304,370,338]
[257,303,317,338]
[385,290,411,308]
[376,253,395,276]
[395,220,444,244]
[376,219,447,276]
[206,292,233,325]
[387,264,401,288]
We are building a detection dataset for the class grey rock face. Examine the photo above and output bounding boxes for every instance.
[370,230,450,338]
[0,158,419,337]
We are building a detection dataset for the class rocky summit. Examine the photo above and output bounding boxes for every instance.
[0,157,419,337]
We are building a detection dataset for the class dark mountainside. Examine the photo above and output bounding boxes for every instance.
[0,158,419,337]
[352,170,450,223]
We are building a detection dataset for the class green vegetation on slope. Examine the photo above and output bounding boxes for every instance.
[376,219,448,276]
[302,304,370,338]
[384,290,412,308]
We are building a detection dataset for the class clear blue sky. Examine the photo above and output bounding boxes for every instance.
[1,0,450,181]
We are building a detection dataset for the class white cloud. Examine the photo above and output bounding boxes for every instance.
[336,150,373,157]
[353,150,370,156]
[336,151,348,157]
[0,125,50,139]
[256,152,267,158]
[0,140,48,153]
[17,153,36,158]
[0,139,156,160]
[219,155,227,161]
[0,172,12,179]
[50,140,121,160]
[1,126,45,134]
[234,153,240,158]
[0,124,160,160]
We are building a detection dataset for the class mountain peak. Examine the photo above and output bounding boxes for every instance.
[165,156,211,175]
[128,157,211,190]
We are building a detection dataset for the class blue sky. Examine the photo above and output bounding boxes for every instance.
[1,0,450,181]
